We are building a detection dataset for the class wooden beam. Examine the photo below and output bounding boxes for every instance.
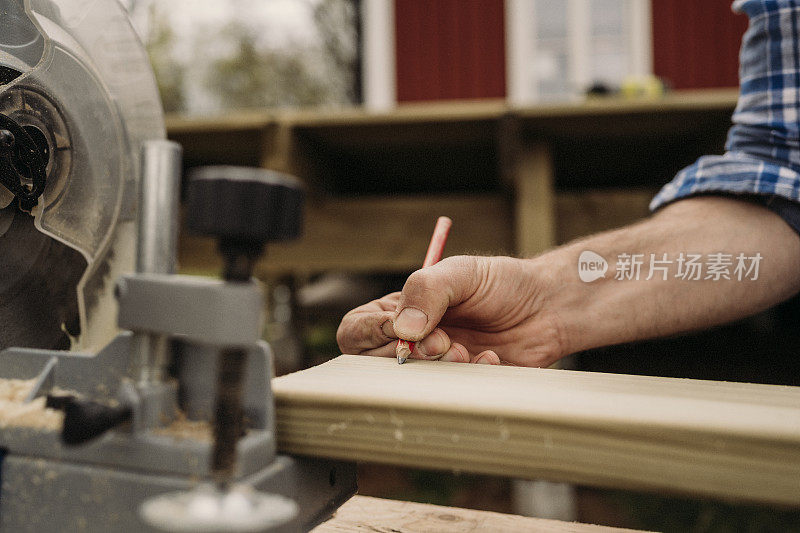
[166,90,736,173]
[260,122,295,174]
[513,144,556,256]
[312,495,641,532]
[165,89,737,134]
[179,195,514,276]
[274,355,800,506]
[555,189,655,244]
[178,191,660,276]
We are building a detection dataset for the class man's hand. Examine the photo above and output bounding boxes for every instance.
[338,197,800,367]
[337,256,566,366]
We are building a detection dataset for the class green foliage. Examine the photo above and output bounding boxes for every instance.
[137,0,359,113]
[206,0,359,110]
[313,0,360,103]
[144,4,185,113]
[206,22,331,109]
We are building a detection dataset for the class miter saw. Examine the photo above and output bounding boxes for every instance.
[0,1,355,531]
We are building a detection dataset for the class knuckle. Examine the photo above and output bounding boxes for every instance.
[444,255,477,269]
[400,255,482,315]
[370,316,391,343]
[337,311,394,354]
[405,268,437,293]
[405,256,474,294]
[337,314,365,347]
[440,255,481,293]
[335,321,353,351]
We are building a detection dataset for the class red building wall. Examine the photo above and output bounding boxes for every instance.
[651,0,748,89]
[392,0,746,103]
[394,0,506,102]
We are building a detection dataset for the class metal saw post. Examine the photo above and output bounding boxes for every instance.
[129,140,182,431]
[132,140,182,386]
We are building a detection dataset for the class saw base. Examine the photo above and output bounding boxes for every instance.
[2,454,354,533]
[0,332,356,532]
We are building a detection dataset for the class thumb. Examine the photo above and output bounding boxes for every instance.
[393,256,482,341]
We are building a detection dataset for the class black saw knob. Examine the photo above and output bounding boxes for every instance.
[186,166,304,281]
[186,166,303,245]
[186,166,304,490]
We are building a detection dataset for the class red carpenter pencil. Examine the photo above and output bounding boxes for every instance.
[396,216,452,364]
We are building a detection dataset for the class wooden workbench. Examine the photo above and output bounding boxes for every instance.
[313,496,643,532]
[170,89,737,276]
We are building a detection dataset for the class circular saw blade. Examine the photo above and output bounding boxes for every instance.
[0,0,166,352]
[0,206,84,350]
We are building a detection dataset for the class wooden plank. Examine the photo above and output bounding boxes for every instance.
[165,110,273,133]
[165,90,737,162]
[312,495,642,532]
[290,119,499,151]
[178,191,660,275]
[164,89,737,134]
[280,99,507,127]
[178,195,513,276]
[168,122,271,169]
[260,122,295,174]
[273,355,800,506]
[514,89,738,119]
[555,190,656,244]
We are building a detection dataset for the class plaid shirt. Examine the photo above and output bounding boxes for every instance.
[651,0,800,231]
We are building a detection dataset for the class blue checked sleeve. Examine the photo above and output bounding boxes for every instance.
[650,0,800,223]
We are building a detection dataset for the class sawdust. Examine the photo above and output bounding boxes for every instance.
[153,411,213,442]
[0,378,63,430]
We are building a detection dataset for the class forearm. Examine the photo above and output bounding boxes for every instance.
[537,196,800,356]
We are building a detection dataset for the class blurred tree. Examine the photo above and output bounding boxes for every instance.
[127,0,360,113]
[314,0,361,104]
[206,22,330,109]
[143,4,186,113]
[206,0,360,111]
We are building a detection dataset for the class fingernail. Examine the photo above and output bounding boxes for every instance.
[441,344,468,363]
[474,354,491,365]
[394,308,428,338]
[417,331,444,358]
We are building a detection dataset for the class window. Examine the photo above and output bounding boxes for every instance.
[507,0,651,103]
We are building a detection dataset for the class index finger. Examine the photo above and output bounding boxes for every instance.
[337,293,400,354]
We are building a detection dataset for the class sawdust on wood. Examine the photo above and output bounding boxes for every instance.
[0,378,63,430]
[153,411,213,442]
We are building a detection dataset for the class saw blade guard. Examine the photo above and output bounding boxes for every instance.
[0,0,165,351]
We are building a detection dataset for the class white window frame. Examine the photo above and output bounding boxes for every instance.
[505,0,652,104]
[362,0,397,110]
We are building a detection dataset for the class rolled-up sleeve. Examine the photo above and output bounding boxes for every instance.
[650,0,800,230]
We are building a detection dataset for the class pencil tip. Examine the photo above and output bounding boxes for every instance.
[396,339,413,362]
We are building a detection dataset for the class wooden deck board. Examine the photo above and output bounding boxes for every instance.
[312,495,643,532]
[273,355,800,506]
